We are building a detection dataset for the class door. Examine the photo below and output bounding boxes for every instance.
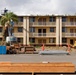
[38,18,43,25]
[70,29,74,36]
[38,39,46,44]
[70,18,74,25]
[38,18,46,25]
[70,39,74,45]
[43,29,46,36]
[43,18,46,25]
[38,29,42,36]
[43,39,46,43]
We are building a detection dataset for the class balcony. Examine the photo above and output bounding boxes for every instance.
[30,33,56,37]
[0,33,23,37]
[62,22,76,27]
[29,22,56,27]
[62,33,76,37]
[14,22,23,27]
[13,33,23,37]
[0,22,23,27]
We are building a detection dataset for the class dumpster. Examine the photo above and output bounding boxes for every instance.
[0,46,6,54]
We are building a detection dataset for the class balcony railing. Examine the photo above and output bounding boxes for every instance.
[62,33,76,37]
[13,33,23,37]
[0,33,23,37]
[29,22,56,26]
[14,22,23,26]
[30,33,56,37]
[62,22,76,26]
[0,22,23,27]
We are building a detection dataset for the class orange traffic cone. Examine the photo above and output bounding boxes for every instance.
[42,43,45,51]
[67,43,71,54]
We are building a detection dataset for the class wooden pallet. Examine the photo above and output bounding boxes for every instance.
[0,62,75,73]
[25,46,35,54]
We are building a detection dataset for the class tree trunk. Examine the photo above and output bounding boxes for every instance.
[2,26,9,45]
[2,26,5,45]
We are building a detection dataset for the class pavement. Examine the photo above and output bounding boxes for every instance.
[0,52,76,65]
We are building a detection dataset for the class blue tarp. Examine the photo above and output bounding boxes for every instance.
[0,46,6,54]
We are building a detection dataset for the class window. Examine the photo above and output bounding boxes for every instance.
[50,27,55,32]
[18,27,23,32]
[29,17,35,22]
[62,38,67,43]
[62,27,67,32]
[18,17,23,22]
[75,29,76,33]
[49,17,56,22]
[49,38,55,43]
[29,38,35,43]
[0,38,2,41]
[62,17,67,22]
[17,38,23,43]
[30,27,35,32]
[0,27,2,32]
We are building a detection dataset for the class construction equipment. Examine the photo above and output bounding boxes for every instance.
[73,41,76,48]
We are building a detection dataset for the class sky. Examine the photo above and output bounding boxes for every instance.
[0,0,76,15]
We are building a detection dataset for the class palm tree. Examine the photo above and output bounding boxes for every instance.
[0,12,18,44]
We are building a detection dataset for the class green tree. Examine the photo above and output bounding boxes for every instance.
[0,12,18,43]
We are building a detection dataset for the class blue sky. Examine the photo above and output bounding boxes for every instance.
[0,0,76,15]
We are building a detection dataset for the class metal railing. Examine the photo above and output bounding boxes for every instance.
[29,22,56,26]
[0,33,23,37]
[14,22,23,26]
[13,33,23,37]
[62,22,76,26]
[62,33,76,37]
[30,33,56,37]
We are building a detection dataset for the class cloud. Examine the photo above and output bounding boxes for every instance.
[0,0,76,15]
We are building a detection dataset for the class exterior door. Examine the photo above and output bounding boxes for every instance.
[43,29,46,36]
[43,18,46,25]
[38,39,46,44]
[43,39,46,43]
[38,28,46,44]
[38,18,43,25]
[70,29,74,36]
[38,29,42,36]
[38,18,46,25]
[70,18,74,25]
[70,39,74,45]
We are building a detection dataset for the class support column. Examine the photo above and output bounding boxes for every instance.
[56,17,60,46]
[23,17,27,45]
[60,17,62,46]
[26,17,29,45]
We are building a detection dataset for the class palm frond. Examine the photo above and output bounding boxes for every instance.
[0,12,18,26]
[0,16,8,26]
